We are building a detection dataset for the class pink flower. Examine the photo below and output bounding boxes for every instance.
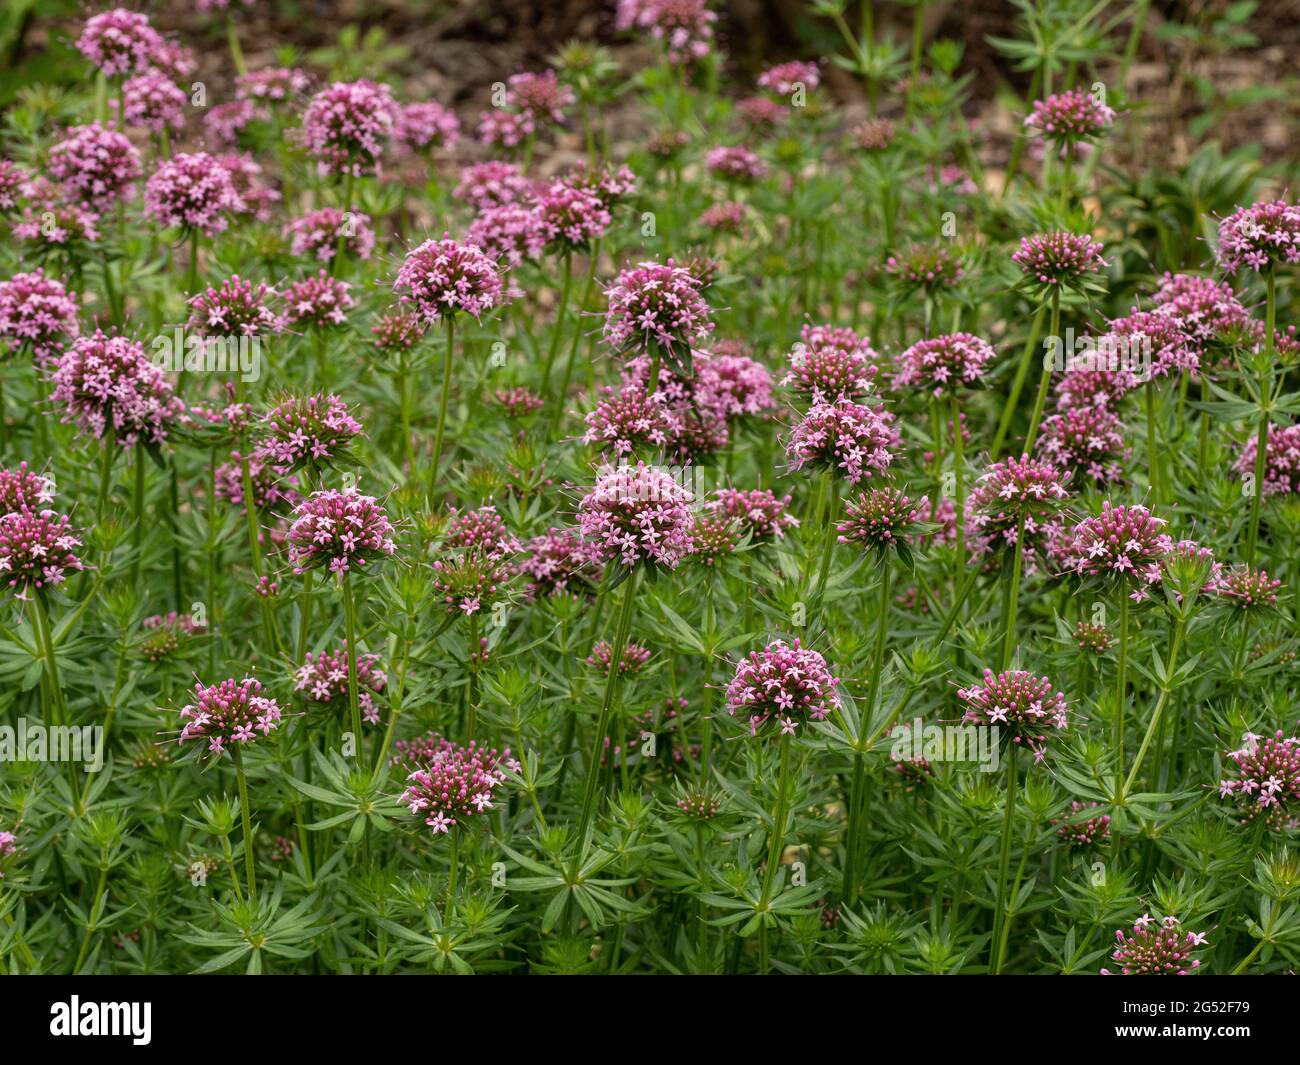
[371,309,423,353]
[50,331,183,445]
[588,639,652,674]
[1216,199,1300,273]
[283,270,355,328]
[1102,918,1206,975]
[726,638,839,737]
[885,245,965,291]
[396,735,519,833]
[47,123,141,210]
[957,669,1070,760]
[467,202,545,268]
[783,324,879,403]
[757,60,820,95]
[850,118,895,151]
[1025,89,1116,143]
[215,452,300,514]
[507,70,575,124]
[1037,405,1129,484]
[686,511,741,566]
[577,462,694,571]
[0,269,79,365]
[217,153,280,222]
[836,487,924,555]
[256,393,362,473]
[1152,273,1249,348]
[893,333,994,397]
[1054,367,1141,412]
[76,9,164,77]
[393,101,461,154]
[583,384,678,457]
[0,508,83,595]
[786,396,896,485]
[177,677,283,757]
[705,487,797,540]
[519,528,602,598]
[617,0,717,66]
[0,463,56,515]
[476,109,535,150]
[1208,565,1282,612]
[603,258,714,357]
[287,207,375,263]
[537,180,611,252]
[1102,307,1197,380]
[295,643,387,725]
[286,488,397,576]
[236,67,311,104]
[452,161,533,211]
[144,152,240,236]
[1235,423,1300,497]
[301,80,398,179]
[1062,501,1173,599]
[203,100,266,147]
[1012,231,1107,287]
[394,236,504,325]
[704,145,767,183]
[1219,731,1300,830]
[187,275,284,337]
[1053,801,1111,847]
[121,71,188,135]
[445,505,519,556]
[965,455,1070,558]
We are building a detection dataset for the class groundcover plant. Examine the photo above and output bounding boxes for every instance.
[0,0,1298,977]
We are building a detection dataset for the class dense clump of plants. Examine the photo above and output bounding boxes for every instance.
[0,1,1298,975]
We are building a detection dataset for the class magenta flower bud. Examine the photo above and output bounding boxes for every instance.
[284,270,355,328]
[177,677,283,758]
[725,638,839,737]
[1011,231,1107,287]
[0,463,56,515]
[396,734,519,835]
[0,508,84,596]
[957,669,1070,761]
[1025,89,1116,144]
[587,639,652,674]
[787,396,896,485]
[1062,501,1173,601]
[705,487,797,540]
[965,455,1070,559]
[1219,730,1300,830]
[1101,916,1207,975]
[836,487,924,556]
[1234,423,1300,498]
[783,324,879,404]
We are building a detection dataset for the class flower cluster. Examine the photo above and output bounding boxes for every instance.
[587,639,652,675]
[397,736,519,834]
[1235,423,1300,497]
[836,487,924,555]
[602,259,714,357]
[885,245,965,292]
[1215,199,1300,273]
[257,393,362,472]
[1218,731,1300,830]
[507,70,575,124]
[144,152,240,236]
[1052,801,1111,847]
[445,505,518,556]
[0,463,55,515]
[583,384,677,457]
[76,9,164,77]
[0,269,79,364]
[893,333,994,397]
[616,0,717,66]
[783,325,879,403]
[431,548,513,617]
[237,67,311,104]
[1025,90,1116,143]
[47,123,141,209]
[177,677,283,757]
[757,60,820,95]
[295,644,387,725]
[1062,502,1173,599]
[121,71,188,135]
[704,146,767,183]
[394,237,504,325]
[965,456,1070,557]
[187,275,283,336]
[284,271,354,328]
[1209,565,1282,612]
[519,528,602,598]
[1103,307,1197,380]
[286,488,397,576]
[537,181,611,252]
[301,80,397,179]
[288,207,376,263]
[0,509,84,595]
[468,203,546,268]
[50,331,183,445]
[1012,231,1107,287]
[1037,406,1129,484]
[394,101,461,154]
[957,669,1070,760]
[1101,917,1207,975]
[215,453,300,514]
[686,512,741,566]
[787,397,896,485]
[453,161,532,211]
[577,462,694,571]
[725,639,839,737]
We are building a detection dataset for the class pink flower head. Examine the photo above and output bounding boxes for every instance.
[1037,405,1129,484]
[786,396,896,485]
[1152,273,1249,349]
[215,452,300,514]
[519,528,602,598]
[236,67,311,104]
[588,639,652,674]
[783,324,880,403]
[371,309,423,354]
[288,207,375,263]
[495,386,544,418]
[1064,501,1173,599]
[445,504,519,557]
[0,509,83,595]
[617,0,718,66]
[50,331,183,445]
[393,101,461,154]
[394,236,504,325]
[144,152,240,236]
[583,384,678,457]
[893,332,994,397]
[705,487,797,540]
[396,735,519,833]
[1235,423,1300,498]
[1025,89,1116,143]
[537,180,611,253]
[452,160,533,211]
[725,638,839,737]
[1054,366,1141,412]
[1102,917,1207,975]
[1216,199,1300,273]
[507,70,575,124]
[203,100,266,147]
[757,60,820,96]
[836,487,924,555]
[965,455,1070,557]
[0,269,79,365]
[177,677,283,757]
[1012,231,1107,287]
[1053,801,1111,847]
[686,511,741,566]
[957,669,1070,760]
[1102,307,1197,380]
[698,201,748,234]
[77,9,164,77]
[476,109,535,150]
[0,463,56,515]
[1209,565,1282,612]
[700,351,775,418]
[187,275,283,337]
[301,79,398,179]
[603,258,714,360]
[48,123,141,209]
[218,153,280,222]
[885,245,965,292]
[851,118,895,151]
[565,163,638,211]
[577,461,694,571]
[704,145,767,183]
[286,487,397,576]
[121,71,188,135]
[284,270,354,329]
[467,202,545,268]
[1219,730,1300,830]
[295,643,387,725]
[0,158,26,211]
[256,393,362,473]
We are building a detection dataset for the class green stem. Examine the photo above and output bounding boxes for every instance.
[232,744,257,902]
[1244,270,1275,567]
[1114,593,1130,794]
[429,316,455,502]
[1122,614,1184,799]
[758,734,793,974]
[1022,289,1060,456]
[991,307,1046,459]
[540,253,573,401]
[342,577,363,750]
[990,748,1018,972]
